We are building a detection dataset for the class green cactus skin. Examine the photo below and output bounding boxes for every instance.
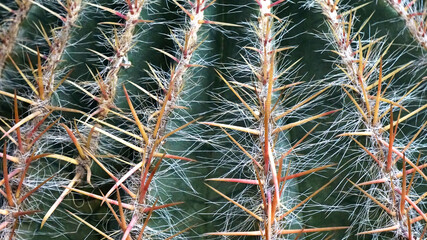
[0,0,426,240]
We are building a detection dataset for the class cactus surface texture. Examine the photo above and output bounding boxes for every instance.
[0,0,426,239]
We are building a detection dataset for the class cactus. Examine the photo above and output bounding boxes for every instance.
[0,0,426,239]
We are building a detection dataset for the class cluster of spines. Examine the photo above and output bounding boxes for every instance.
[0,0,83,239]
[203,0,348,238]
[314,0,427,238]
[48,2,152,236]
[0,0,32,76]
[385,0,427,50]
[61,0,223,239]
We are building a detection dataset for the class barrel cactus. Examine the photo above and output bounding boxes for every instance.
[0,0,426,239]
